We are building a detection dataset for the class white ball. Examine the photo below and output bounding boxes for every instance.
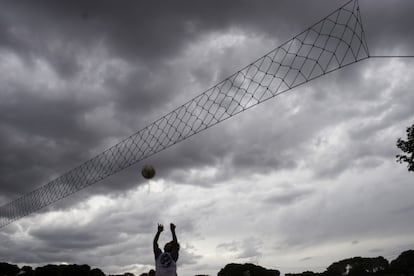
[141,165,156,179]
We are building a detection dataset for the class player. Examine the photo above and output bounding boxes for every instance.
[153,223,180,276]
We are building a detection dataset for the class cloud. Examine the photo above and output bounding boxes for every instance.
[217,241,239,252]
[2,0,414,201]
[265,188,314,206]
[216,238,263,261]
[0,186,202,273]
[1,1,414,275]
[237,237,263,260]
[300,256,314,262]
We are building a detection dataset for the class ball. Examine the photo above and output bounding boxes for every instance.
[141,164,156,179]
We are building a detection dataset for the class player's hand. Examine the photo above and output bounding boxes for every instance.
[157,224,164,233]
[170,223,176,232]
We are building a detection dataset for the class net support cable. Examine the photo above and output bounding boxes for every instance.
[1,0,370,228]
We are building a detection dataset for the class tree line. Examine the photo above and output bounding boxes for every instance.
[0,249,413,276]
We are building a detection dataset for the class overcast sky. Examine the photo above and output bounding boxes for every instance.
[1,0,414,275]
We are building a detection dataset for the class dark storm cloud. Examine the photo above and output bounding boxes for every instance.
[360,0,414,56]
[1,0,414,227]
[1,1,414,275]
[0,87,101,199]
[0,0,349,64]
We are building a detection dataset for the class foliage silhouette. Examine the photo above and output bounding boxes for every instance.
[396,123,414,172]
[0,262,19,275]
[390,250,414,275]
[325,256,389,276]
[218,263,280,276]
[1,250,414,276]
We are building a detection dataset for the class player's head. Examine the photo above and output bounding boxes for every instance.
[164,241,180,252]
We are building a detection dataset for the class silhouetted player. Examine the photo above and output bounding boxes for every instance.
[153,223,180,276]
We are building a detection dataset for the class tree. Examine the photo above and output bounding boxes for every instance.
[0,262,20,276]
[34,264,60,276]
[390,250,414,274]
[325,257,389,276]
[91,268,106,276]
[218,263,280,276]
[396,123,414,172]
[21,265,35,276]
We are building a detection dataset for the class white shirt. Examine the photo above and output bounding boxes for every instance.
[155,252,177,276]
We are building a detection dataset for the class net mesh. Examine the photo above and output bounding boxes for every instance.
[0,0,369,228]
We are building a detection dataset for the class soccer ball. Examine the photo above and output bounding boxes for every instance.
[141,164,156,179]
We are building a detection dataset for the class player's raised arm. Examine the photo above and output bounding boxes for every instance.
[170,223,178,244]
[153,223,163,253]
